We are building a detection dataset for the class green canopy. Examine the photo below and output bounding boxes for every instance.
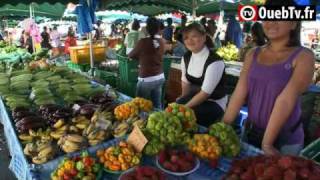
[0,3,67,18]
[101,0,257,16]
[0,0,78,5]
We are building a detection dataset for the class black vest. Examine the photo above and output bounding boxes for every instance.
[183,50,226,100]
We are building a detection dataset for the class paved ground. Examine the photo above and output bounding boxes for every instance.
[0,124,17,180]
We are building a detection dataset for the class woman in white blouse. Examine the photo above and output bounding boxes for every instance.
[177,23,228,127]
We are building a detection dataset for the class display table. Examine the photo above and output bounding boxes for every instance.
[1,95,263,180]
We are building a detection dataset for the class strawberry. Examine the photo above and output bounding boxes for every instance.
[141,166,155,177]
[263,166,282,178]
[278,156,293,169]
[170,155,179,163]
[185,151,195,162]
[158,150,167,164]
[283,169,296,180]
[298,168,310,179]
[254,163,265,177]
[162,161,172,171]
[240,171,255,180]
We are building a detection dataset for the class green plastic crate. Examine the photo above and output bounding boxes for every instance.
[66,61,90,72]
[117,54,139,83]
[95,70,118,88]
[300,138,320,165]
[118,80,136,97]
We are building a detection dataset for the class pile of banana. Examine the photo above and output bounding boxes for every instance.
[83,110,113,146]
[21,129,56,164]
[71,115,91,132]
[58,134,86,153]
[50,119,69,140]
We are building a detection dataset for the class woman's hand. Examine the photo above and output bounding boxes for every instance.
[262,144,280,156]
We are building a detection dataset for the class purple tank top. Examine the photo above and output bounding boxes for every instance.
[247,47,304,145]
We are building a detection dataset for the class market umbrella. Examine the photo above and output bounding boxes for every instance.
[0,0,79,6]
[74,0,98,76]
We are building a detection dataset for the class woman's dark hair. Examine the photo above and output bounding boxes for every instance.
[251,22,266,46]
[146,17,160,40]
[183,23,214,48]
[264,0,301,47]
[131,19,140,31]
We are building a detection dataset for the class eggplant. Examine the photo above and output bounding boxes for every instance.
[15,116,44,128]
[12,111,36,120]
[17,122,45,133]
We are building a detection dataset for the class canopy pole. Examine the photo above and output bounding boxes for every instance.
[89,32,95,77]
[192,0,197,20]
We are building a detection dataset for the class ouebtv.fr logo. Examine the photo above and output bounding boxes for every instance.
[238,5,317,21]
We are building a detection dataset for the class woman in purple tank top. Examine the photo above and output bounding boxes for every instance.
[223,0,315,155]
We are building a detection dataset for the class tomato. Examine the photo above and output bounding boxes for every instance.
[166,106,173,113]
[70,168,78,176]
[63,174,71,180]
[83,157,93,167]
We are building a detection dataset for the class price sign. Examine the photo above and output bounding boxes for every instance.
[127,125,148,153]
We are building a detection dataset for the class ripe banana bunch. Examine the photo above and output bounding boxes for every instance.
[50,123,68,140]
[72,116,90,130]
[24,139,56,164]
[89,129,108,146]
[58,134,86,153]
[113,122,129,138]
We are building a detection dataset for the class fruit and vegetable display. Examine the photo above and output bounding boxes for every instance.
[119,166,166,180]
[188,134,222,161]
[224,155,320,180]
[165,103,197,132]
[96,141,141,172]
[146,111,189,146]
[216,43,239,61]
[51,152,101,180]
[157,149,198,173]
[209,122,240,157]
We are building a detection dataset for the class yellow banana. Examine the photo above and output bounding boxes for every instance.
[38,145,53,158]
[57,124,68,131]
[87,130,99,140]
[50,131,65,139]
[29,129,37,137]
[85,124,96,135]
[32,156,48,164]
[95,130,106,140]
[75,123,87,130]
[61,143,79,153]
[19,134,33,141]
[53,119,65,129]
[69,125,79,133]
[88,139,100,146]
[65,134,84,143]
[63,139,80,149]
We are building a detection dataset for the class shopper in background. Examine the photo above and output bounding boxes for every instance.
[94,20,103,41]
[64,31,77,55]
[175,14,187,45]
[124,19,144,55]
[163,18,174,42]
[223,0,315,156]
[207,19,221,49]
[239,22,266,62]
[41,26,51,49]
[225,15,243,48]
[24,32,33,54]
[19,30,25,47]
[129,17,165,109]
[50,26,61,57]
[172,29,187,57]
[177,23,227,127]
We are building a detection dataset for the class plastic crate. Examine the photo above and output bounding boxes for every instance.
[69,45,106,64]
[66,61,90,72]
[118,81,136,98]
[300,138,320,165]
[95,69,118,88]
[117,54,139,83]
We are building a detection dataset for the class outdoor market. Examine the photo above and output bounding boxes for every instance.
[0,0,320,180]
